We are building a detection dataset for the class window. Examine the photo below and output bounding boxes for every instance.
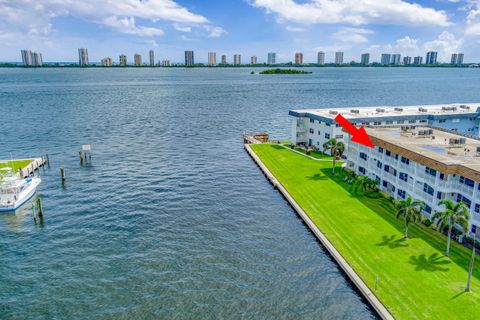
[374,121,381,125]
[326,123,331,127]
[310,118,315,123]
[452,119,460,123]
[360,152,367,160]
[475,204,480,214]
[385,150,391,156]
[457,194,472,208]
[425,167,436,177]
[318,130,321,135]
[460,176,475,188]
[383,180,388,187]
[386,121,393,125]
[425,205,432,214]
[359,166,366,174]
[363,122,370,125]
[397,120,405,124]
[335,135,344,139]
[375,175,381,183]
[384,165,390,172]
[439,173,445,180]
[420,120,427,123]
[325,133,330,139]
[436,191,443,200]
[423,183,434,196]
[378,147,384,153]
[399,172,408,182]
[400,156,410,165]
[439,119,446,123]
[309,128,314,134]
[398,189,406,199]
[377,161,382,169]
[408,120,416,123]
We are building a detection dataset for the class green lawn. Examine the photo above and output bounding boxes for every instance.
[0,159,32,172]
[250,144,480,320]
[292,146,332,160]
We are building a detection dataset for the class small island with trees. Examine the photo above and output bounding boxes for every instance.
[258,68,313,74]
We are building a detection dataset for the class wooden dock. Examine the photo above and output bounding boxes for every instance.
[243,132,270,144]
[19,157,48,178]
[0,156,49,178]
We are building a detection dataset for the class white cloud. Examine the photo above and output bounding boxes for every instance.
[250,0,451,27]
[103,16,164,36]
[173,23,192,32]
[332,28,373,44]
[285,26,305,32]
[466,5,480,35]
[366,32,463,62]
[203,25,227,38]
[423,31,463,61]
[0,0,220,38]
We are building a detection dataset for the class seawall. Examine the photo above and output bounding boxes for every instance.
[244,143,394,320]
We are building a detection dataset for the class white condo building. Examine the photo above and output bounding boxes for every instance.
[335,52,344,64]
[290,103,480,149]
[149,50,155,66]
[208,52,217,66]
[290,103,480,238]
[78,48,89,66]
[233,54,241,65]
[345,126,480,238]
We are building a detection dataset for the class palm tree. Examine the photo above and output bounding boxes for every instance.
[353,176,369,194]
[432,199,470,257]
[322,138,345,175]
[395,197,425,239]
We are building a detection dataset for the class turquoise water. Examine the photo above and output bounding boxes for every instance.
[1,67,479,319]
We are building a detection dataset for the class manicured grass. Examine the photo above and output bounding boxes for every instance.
[251,144,480,320]
[292,146,332,160]
[0,159,32,172]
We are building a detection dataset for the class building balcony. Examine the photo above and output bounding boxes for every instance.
[416,172,437,185]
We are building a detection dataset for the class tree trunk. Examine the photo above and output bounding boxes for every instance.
[404,221,409,239]
[446,224,452,257]
[332,157,336,175]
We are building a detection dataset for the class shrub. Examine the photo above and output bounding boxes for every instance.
[422,219,433,227]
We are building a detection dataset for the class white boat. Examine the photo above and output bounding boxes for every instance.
[0,168,41,212]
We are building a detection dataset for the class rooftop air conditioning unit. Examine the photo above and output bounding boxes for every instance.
[376,108,385,113]
[350,109,360,114]
[329,110,338,115]
[418,107,428,112]
[394,107,403,112]
[460,105,470,109]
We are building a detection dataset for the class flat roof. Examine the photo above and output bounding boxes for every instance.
[367,126,480,179]
[290,103,480,121]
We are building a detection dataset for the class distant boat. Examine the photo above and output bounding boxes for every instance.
[0,168,41,212]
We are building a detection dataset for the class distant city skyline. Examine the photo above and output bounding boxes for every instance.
[22,48,468,66]
[2,1,480,63]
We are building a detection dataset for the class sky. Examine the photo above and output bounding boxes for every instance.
[1,0,480,63]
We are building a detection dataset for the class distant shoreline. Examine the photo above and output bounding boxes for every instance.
[0,63,478,69]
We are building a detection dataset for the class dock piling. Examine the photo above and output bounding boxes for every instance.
[60,167,66,182]
[37,197,43,217]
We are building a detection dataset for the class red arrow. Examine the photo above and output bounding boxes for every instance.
[334,114,374,148]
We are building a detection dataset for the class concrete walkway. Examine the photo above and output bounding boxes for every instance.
[280,145,334,162]
[245,144,394,320]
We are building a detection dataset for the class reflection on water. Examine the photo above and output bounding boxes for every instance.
[0,195,41,232]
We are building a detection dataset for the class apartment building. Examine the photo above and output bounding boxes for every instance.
[345,125,480,237]
[290,103,480,149]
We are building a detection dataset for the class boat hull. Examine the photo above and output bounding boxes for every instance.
[0,177,41,212]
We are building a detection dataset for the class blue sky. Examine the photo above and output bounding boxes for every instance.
[1,0,480,63]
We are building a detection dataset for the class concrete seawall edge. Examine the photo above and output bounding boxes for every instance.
[244,144,395,320]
